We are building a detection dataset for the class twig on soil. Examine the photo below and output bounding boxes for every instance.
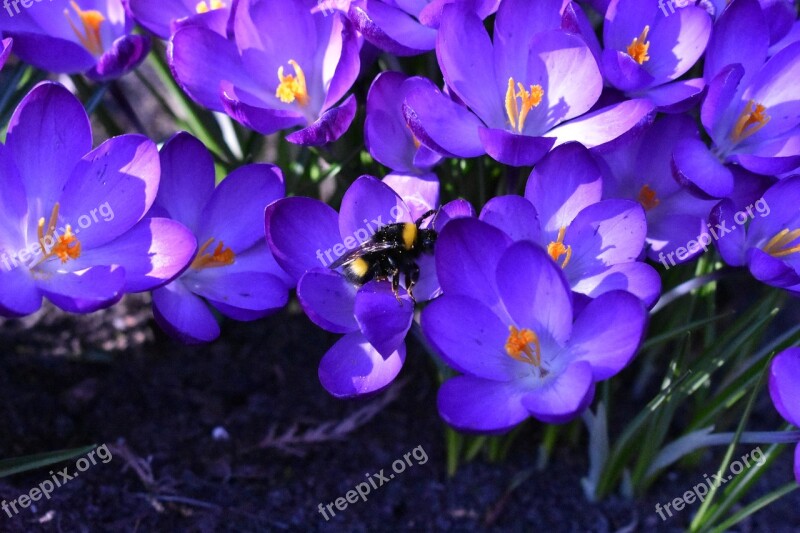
[257,379,406,455]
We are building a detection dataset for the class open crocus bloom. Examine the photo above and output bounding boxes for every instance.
[478,143,661,308]
[0,82,196,316]
[713,176,800,294]
[597,114,718,265]
[170,0,361,146]
[0,0,149,80]
[347,0,499,56]
[265,175,464,397]
[768,347,800,483]
[129,0,230,39]
[402,0,655,167]
[601,0,712,111]
[149,133,293,344]
[674,0,800,198]
[423,232,646,432]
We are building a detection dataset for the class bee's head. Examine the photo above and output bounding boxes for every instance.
[419,229,437,252]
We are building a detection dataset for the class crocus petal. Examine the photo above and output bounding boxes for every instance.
[338,175,412,246]
[152,282,220,344]
[59,134,160,249]
[742,41,800,140]
[564,200,647,271]
[220,82,306,135]
[493,0,564,82]
[496,241,573,344]
[571,261,662,308]
[546,98,655,149]
[701,63,745,142]
[285,94,357,146]
[568,290,646,381]
[366,72,419,172]
[348,0,436,55]
[438,375,530,433]
[6,82,92,213]
[710,199,749,266]
[72,217,196,292]
[747,248,800,288]
[197,163,285,252]
[479,195,542,243]
[436,4,503,127]
[190,269,290,313]
[297,268,359,334]
[422,294,521,380]
[382,172,440,222]
[155,132,216,233]
[646,5,712,84]
[265,197,342,282]
[435,217,512,311]
[37,266,125,314]
[643,78,706,113]
[87,34,150,81]
[1,32,95,73]
[0,267,41,317]
[525,142,603,233]
[521,361,595,424]
[129,0,195,39]
[403,81,486,158]
[477,128,556,167]
[768,347,800,426]
[321,14,361,113]
[354,281,414,358]
[704,0,769,84]
[319,332,406,398]
[601,49,655,93]
[672,137,734,198]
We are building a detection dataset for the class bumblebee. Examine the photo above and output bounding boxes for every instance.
[329,210,438,301]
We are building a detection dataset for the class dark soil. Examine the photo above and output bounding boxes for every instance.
[0,297,798,532]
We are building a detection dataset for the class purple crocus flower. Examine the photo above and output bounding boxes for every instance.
[479,143,662,308]
[601,0,712,111]
[596,114,718,266]
[0,0,150,80]
[170,0,361,146]
[403,0,655,167]
[705,0,796,46]
[422,229,647,432]
[128,0,230,39]
[768,347,800,483]
[149,132,293,344]
[674,0,800,198]
[0,82,196,317]
[713,176,800,293]
[265,175,464,397]
[347,0,499,56]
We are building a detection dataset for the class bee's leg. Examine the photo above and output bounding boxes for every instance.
[417,209,437,228]
[391,272,403,303]
[404,263,420,303]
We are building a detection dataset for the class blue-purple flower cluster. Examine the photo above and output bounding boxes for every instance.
[0,0,799,438]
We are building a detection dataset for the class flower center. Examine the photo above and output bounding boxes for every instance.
[195,0,225,12]
[626,26,651,64]
[505,326,549,377]
[547,226,572,269]
[637,184,660,211]
[64,1,105,56]
[731,100,770,144]
[763,228,800,258]
[505,77,544,134]
[36,203,81,265]
[276,60,310,106]
[191,237,236,270]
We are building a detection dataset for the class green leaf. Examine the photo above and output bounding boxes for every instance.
[0,445,98,478]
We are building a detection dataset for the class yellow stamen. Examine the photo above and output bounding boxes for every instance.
[64,1,105,56]
[637,184,660,211]
[763,228,800,258]
[731,100,770,143]
[36,204,82,265]
[505,77,544,134]
[547,226,572,269]
[505,326,542,366]
[276,59,310,107]
[195,0,225,13]
[626,25,651,64]
[191,237,236,270]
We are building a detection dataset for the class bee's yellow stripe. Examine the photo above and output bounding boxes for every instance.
[350,257,369,277]
[402,223,417,250]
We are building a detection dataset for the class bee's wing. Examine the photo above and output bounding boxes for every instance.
[328,241,397,269]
